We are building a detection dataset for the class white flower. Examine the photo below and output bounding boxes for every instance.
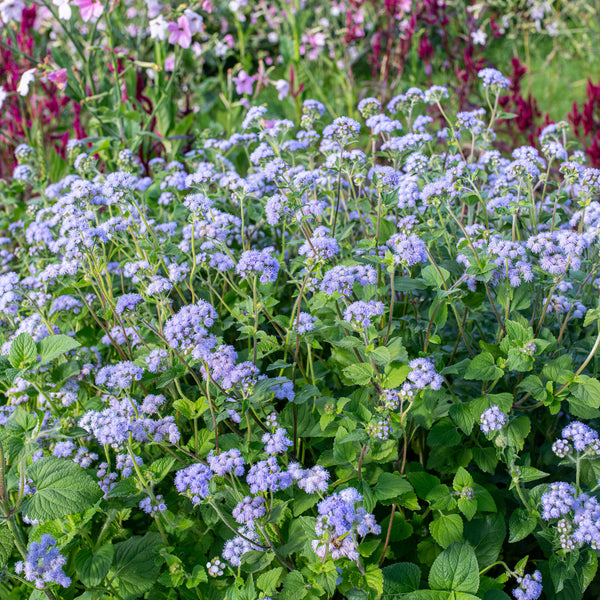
[52,0,71,19]
[275,79,289,101]
[0,0,25,22]
[149,14,168,40]
[0,86,7,111]
[471,29,487,45]
[17,69,37,96]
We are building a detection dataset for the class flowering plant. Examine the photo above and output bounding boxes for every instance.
[1,67,600,599]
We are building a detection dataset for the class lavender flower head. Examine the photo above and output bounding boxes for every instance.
[207,448,245,477]
[262,428,293,455]
[236,247,279,284]
[512,570,543,600]
[95,362,144,390]
[175,463,213,505]
[480,405,507,434]
[552,422,600,457]
[163,300,218,351]
[312,488,381,561]
[299,227,339,262]
[343,300,384,329]
[15,534,71,589]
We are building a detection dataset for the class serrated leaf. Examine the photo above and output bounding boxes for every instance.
[20,457,102,520]
[279,571,308,600]
[0,525,13,570]
[111,533,162,599]
[464,353,503,381]
[382,562,421,594]
[37,334,81,364]
[373,473,414,501]
[9,333,37,369]
[428,543,479,593]
[257,567,284,594]
[75,544,114,587]
[508,509,537,543]
[343,363,375,386]
[429,514,463,548]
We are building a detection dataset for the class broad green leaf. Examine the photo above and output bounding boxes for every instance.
[373,473,414,501]
[75,545,114,587]
[9,333,37,369]
[464,514,506,566]
[37,334,81,364]
[257,567,284,595]
[429,514,463,548]
[453,467,473,491]
[111,533,162,599]
[343,363,375,386]
[508,509,537,543]
[382,562,421,594]
[464,353,503,381]
[428,543,479,593]
[0,525,13,570]
[364,564,384,596]
[20,457,102,521]
[505,417,531,451]
[279,571,308,600]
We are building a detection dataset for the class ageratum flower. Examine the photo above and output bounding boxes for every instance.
[15,534,71,589]
[512,570,543,600]
[163,300,217,351]
[175,463,213,504]
[343,300,385,330]
[312,488,380,561]
[207,449,246,477]
[236,247,279,284]
[480,406,507,434]
[95,362,144,390]
[232,496,266,529]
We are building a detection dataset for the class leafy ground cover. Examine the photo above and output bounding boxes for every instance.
[1,2,600,600]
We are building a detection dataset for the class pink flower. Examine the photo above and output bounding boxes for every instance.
[167,16,192,49]
[47,68,68,90]
[75,0,103,22]
[233,70,255,95]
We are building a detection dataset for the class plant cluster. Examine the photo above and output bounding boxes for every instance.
[0,69,599,599]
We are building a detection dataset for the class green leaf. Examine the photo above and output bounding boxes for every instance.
[343,363,375,386]
[429,514,463,548]
[333,426,356,464]
[257,567,284,595]
[9,333,37,369]
[111,533,161,599]
[449,403,475,435]
[75,545,114,587]
[20,457,102,521]
[572,375,600,409]
[364,564,384,596]
[504,320,531,344]
[382,562,421,594]
[458,498,477,521]
[373,473,414,501]
[505,417,531,452]
[428,543,480,593]
[508,509,537,543]
[0,525,13,570]
[579,548,597,593]
[279,571,308,600]
[453,467,473,491]
[464,353,503,381]
[37,334,81,364]
[463,514,506,566]
[422,265,451,288]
